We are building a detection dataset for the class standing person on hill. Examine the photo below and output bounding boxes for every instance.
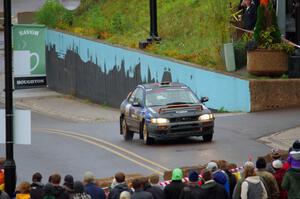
[30,172,45,199]
[282,140,300,199]
[241,0,257,30]
[179,171,201,199]
[108,172,132,199]
[73,181,91,199]
[50,173,69,199]
[63,175,75,198]
[83,171,105,199]
[271,160,287,199]
[131,178,153,199]
[256,157,280,199]
[198,169,228,199]
[164,168,185,199]
[240,161,267,199]
[142,176,165,199]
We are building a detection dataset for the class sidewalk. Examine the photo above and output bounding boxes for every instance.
[0,74,120,123]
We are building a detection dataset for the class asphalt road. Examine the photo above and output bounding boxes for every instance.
[1,107,300,183]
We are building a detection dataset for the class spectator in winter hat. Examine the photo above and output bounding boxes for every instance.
[206,161,230,195]
[281,140,300,199]
[287,140,300,169]
[272,160,288,199]
[219,160,237,199]
[266,148,283,173]
[63,175,74,197]
[256,157,280,199]
[30,172,45,199]
[164,168,185,199]
[179,171,201,199]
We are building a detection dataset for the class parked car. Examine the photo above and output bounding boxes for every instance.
[119,82,215,144]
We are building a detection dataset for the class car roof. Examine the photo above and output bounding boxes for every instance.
[139,82,188,90]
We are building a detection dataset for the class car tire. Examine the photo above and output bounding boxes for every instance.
[121,118,134,141]
[202,134,213,142]
[143,122,154,145]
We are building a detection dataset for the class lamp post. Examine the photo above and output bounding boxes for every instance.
[149,0,160,41]
[295,0,300,44]
[3,0,16,196]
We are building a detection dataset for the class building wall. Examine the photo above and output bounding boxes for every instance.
[46,30,251,112]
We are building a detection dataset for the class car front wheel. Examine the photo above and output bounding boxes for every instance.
[122,118,134,141]
[143,122,154,145]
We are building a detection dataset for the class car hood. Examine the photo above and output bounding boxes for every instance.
[146,104,211,118]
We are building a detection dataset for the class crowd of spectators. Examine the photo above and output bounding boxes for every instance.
[0,140,300,199]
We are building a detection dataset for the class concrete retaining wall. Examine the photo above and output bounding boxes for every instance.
[250,79,300,111]
[46,29,251,112]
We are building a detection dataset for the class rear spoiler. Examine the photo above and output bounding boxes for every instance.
[159,104,203,114]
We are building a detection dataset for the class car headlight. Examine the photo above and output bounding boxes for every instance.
[151,118,170,124]
[199,114,214,121]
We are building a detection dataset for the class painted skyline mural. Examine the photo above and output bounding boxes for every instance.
[46,30,251,112]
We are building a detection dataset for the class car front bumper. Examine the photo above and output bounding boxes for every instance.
[147,120,214,140]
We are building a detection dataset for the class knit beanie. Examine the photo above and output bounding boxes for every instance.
[272,160,283,169]
[256,157,266,169]
[188,171,199,182]
[172,168,183,181]
[206,162,218,173]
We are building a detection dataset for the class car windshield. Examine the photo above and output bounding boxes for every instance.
[145,88,199,107]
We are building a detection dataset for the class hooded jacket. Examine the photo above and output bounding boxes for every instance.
[282,168,300,199]
[52,185,69,199]
[213,170,230,195]
[256,169,280,199]
[164,169,185,199]
[288,151,300,169]
[108,183,132,199]
[30,182,45,199]
[273,168,287,199]
[84,183,105,199]
[198,180,228,199]
[241,176,267,199]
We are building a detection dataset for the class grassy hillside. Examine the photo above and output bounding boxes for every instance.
[37,0,239,70]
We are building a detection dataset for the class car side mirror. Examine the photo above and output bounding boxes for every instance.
[132,101,141,107]
[200,97,209,103]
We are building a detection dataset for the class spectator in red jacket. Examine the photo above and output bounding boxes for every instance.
[272,160,288,199]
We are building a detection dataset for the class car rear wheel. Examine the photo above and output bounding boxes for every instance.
[122,119,134,141]
[143,122,154,145]
[203,134,213,142]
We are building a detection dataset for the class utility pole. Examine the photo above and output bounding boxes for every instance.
[3,0,16,196]
[296,0,300,44]
[149,0,159,39]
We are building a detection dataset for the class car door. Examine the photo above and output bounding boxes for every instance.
[130,88,145,132]
[125,88,138,130]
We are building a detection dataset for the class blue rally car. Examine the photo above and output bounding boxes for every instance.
[120,82,215,145]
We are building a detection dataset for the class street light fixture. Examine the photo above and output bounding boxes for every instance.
[60,0,81,10]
